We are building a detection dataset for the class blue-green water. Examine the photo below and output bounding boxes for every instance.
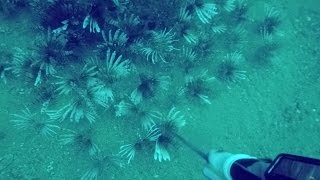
[0,0,320,179]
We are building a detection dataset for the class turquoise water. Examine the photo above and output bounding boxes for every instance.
[0,0,320,179]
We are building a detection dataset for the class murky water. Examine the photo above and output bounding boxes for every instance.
[0,0,319,179]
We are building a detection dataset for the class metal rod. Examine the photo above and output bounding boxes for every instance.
[173,132,208,162]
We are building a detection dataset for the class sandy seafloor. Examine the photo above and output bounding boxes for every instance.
[0,0,320,179]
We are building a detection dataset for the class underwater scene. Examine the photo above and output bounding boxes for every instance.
[0,0,319,179]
